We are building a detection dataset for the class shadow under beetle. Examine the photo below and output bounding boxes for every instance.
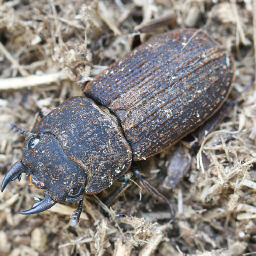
[1,28,235,226]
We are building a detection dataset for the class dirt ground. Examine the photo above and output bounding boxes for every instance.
[0,0,255,255]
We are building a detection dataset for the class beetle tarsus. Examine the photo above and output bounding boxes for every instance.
[1,161,28,192]
[20,195,56,214]
[70,199,83,226]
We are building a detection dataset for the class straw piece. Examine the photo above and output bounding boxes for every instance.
[0,72,68,90]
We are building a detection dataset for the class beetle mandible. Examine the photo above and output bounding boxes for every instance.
[1,29,235,225]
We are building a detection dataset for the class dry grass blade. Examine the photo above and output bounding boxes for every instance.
[0,72,68,90]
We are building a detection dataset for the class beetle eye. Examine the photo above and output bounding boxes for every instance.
[28,136,40,149]
[68,186,83,198]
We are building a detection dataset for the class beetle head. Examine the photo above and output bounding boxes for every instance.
[1,132,87,214]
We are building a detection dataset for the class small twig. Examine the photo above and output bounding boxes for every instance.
[230,0,250,46]
[58,238,93,249]
[0,194,19,211]
[0,72,68,90]
[49,0,65,49]
[48,16,86,30]
[98,1,121,36]
[0,42,29,77]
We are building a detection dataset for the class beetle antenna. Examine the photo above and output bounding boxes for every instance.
[8,124,34,137]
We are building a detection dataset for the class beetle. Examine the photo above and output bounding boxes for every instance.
[1,28,235,225]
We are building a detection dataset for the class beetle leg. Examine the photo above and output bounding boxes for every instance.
[70,199,83,226]
[134,12,177,34]
[134,169,175,221]
[91,33,112,62]
[130,33,141,50]
[131,12,177,50]
[103,173,133,207]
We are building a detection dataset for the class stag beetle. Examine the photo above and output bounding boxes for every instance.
[1,28,235,225]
